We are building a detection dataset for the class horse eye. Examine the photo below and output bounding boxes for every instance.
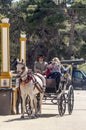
[22,66,25,70]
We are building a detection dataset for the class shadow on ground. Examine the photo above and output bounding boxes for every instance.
[3,113,70,122]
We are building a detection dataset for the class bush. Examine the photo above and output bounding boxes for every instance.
[78,63,86,73]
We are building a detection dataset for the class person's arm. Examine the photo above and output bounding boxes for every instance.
[42,62,48,74]
[34,61,41,73]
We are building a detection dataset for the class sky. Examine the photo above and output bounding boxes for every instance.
[12,0,19,2]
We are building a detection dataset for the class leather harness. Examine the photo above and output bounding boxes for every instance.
[20,75,32,86]
[20,73,44,93]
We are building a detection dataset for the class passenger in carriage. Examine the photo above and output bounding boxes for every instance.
[34,54,48,90]
[46,57,61,93]
[34,54,48,75]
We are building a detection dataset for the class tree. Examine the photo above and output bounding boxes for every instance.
[1,0,85,66]
[0,0,13,15]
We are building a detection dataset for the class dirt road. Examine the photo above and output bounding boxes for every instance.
[0,90,86,130]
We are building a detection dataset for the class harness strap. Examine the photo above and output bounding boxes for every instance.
[32,74,44,93]
[20,72,44,93]
[34,73,44,85]
[20,76,32,86]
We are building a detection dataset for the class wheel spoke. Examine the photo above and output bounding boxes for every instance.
[68,85,74,114]
[58,94,66,116]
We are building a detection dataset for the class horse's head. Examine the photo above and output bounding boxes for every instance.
[16,60,25,75]
[61,64,72,82]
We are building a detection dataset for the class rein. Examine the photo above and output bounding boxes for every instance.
[31,74,44,93]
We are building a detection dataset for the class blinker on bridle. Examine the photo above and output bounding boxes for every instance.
[17,62,25,75]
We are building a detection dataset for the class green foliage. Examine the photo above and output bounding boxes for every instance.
[45,13,66,28]
[0,0,12,15]
[78,63,86,73]
[0,0,86,67]
[80,44,86,59]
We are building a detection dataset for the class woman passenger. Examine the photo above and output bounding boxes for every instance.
[46,57,61,93]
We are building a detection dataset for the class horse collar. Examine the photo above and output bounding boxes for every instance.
[20,75,32,86]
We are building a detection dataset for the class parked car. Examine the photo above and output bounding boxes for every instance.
[61,59,86,90]
[72,69,86,90]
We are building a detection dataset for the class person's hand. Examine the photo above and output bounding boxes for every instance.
[37,69,42,74]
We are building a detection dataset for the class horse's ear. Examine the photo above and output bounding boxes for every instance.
[22,59,24,63]
[17,58,19,62]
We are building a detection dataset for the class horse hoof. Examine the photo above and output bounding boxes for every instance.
[38,111,41,115]
[30,115,36,119]
[21,115,24,119]
[35,114,39,118]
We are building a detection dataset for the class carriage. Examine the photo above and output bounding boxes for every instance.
[25,62,74,117]
[12,59,86,118]
[42,59,85,116]
[44,62,74,116]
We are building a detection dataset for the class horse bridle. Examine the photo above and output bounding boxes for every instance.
[16,62,27,79]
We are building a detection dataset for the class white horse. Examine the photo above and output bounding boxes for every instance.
[16,60,46,118]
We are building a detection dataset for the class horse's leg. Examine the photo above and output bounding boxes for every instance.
[21,94,26,118]
[38,93,44,115]
[36,93,40,113]
[29,95,35,118]
[33,95,38,116]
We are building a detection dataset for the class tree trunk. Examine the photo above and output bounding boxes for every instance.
[67,9,75,59]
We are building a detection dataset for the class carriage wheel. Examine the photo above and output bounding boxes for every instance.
[58,93,66,116]
[68,85,74,115]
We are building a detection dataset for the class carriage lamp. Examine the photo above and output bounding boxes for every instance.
[20,33,27,64]
[0,18,12,88]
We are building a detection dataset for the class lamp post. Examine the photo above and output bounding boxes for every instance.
[20,33,27,64]
[0,18,12,88]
